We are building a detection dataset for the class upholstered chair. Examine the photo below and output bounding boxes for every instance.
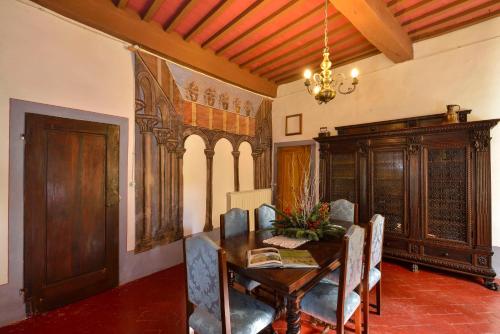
[184,235,276,334]
[254,204,276,231]
[330,199,358,224]
[220,208,261,293]
[361,214,385,334]
[300,225,365,334]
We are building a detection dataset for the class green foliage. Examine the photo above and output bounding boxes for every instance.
[262,203,345,240]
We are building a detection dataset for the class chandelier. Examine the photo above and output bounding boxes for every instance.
[303,0,359,105]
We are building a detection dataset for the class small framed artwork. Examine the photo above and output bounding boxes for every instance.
[285,113,302,136]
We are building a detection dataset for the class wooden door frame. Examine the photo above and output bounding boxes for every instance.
[272,140,317,205]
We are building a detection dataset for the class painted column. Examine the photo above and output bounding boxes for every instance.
[176,148,186,239]
[204,148,215,231]
[136,114,159,252]
[232,150,240,192]
[252,150,262,189]
[166,139,178,239]
[153,128,169,241]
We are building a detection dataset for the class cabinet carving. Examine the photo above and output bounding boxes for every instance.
[315,112,498,289]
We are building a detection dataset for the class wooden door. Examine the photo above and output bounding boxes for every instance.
[276,145,311,211]
[24,113,119,314]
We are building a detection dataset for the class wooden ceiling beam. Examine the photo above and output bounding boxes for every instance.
[31,0,277,97]
[229,3,323,63]
[240,13,344,68]
[164,0,198,32]
[253,29,361,76]
[142,0,164,22]
[184,0,235,41]
[402,0,475,27]
[215,0,301,55]
[116,0,128,9]
[331,0,413,63]
[410,7,500,42]
[393,0,436,18]
[274,47,379,84]
[407,1,500,36]
[201,0,267,48]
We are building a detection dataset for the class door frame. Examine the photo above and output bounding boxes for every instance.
[272,140,317,205]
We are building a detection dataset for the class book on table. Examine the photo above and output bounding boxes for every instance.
[246,247,319,269]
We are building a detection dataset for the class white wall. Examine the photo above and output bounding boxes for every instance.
[212,138,235,228]
[183,135,207,236]
[0,0,138,285]
[238,141,254,191]
[273,17,500,246]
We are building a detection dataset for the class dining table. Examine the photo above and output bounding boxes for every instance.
[217,219,352,334]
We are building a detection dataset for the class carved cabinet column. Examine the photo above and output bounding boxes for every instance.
[232,150,240,191]
[136,114,159,251]
[318,143,329,202]
[204,149,215,231]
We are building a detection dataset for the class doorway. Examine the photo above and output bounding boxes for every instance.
[275,143,314,211]
[23,113,119,314]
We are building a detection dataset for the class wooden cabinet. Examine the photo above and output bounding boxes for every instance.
[315,112,498,289]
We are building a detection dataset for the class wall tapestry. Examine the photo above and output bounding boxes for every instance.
[134,51,272,253]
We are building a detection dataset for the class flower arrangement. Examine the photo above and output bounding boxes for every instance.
[263,203,345,241]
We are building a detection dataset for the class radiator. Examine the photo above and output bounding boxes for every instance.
[227,188,272,231]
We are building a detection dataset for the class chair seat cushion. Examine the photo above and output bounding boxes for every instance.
[189,288,275,334]
[368,267,381,290]
[235,273,261,291]
[301,279,360,326]
[325,267,381,290]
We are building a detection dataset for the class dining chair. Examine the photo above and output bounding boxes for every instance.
[184,234,276,334]
[330,199,359,224]
[254,204,276,231]
[325,214,385,334]
[362,214,385,333]
[220,208,261,293]
[300,225,365,334]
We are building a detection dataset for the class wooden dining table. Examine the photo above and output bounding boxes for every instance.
[217,220,352,334]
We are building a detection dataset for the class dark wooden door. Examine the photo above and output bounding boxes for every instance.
[276,145,311,211]
[24,113,119,314]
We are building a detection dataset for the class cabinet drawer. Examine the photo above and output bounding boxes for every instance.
[423,246,472,264]
[383,239,407,251]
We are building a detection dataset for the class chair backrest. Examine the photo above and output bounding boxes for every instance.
[254,204,276,230]
[220,208,249,239]
[330,199,357,223]
[184,235,230,331]
[368,214,385,270]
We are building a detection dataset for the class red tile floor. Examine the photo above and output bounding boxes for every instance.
[1,261,499,334]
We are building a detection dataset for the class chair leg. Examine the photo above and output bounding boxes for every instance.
[363,287,370,334]
[375,282,381,316]
[355,307,362,334]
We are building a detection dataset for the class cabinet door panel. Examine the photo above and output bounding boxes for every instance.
[330,152,356,202]
[371,149,408,236]
[424,147,470,244]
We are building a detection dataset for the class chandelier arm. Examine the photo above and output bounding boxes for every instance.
[337,81,357,95]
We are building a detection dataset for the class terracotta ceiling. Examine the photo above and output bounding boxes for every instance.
[32,0,500,97]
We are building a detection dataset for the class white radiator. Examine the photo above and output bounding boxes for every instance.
[227,188,272,231]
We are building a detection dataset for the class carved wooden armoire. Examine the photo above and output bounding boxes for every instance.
[315,111,498,289]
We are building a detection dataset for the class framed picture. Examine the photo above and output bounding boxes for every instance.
[285,114,302,136]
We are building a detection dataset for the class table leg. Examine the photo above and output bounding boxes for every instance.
[286,295,301,334]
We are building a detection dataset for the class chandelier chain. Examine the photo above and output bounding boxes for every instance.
[324,0,328,50]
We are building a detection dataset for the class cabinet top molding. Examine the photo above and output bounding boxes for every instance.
[315,113,499,142]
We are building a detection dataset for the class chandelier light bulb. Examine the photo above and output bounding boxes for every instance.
[304,69,312,79]
[351,68,359,78]
[313,86,321,95]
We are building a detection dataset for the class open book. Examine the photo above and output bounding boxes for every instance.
[247,247,319,269]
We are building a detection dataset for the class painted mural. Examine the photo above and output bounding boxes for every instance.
[134,51,272,253]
